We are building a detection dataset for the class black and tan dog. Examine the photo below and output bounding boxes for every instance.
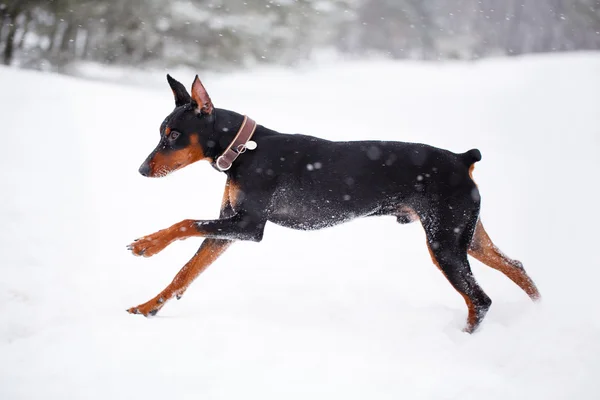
[127,75,540,333]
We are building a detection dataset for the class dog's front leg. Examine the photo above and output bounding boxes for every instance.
[127,238,232,316]
[127,180,248,317]
[126,213,265,316]
[128,211,265,257]
[126,212,266,316]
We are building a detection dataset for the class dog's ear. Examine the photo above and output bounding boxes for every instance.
[191,75,214,115]
[167,74,191,107]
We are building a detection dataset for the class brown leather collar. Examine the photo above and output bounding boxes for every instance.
[215,116,257,171]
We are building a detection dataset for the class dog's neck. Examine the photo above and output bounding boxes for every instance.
[202,108,275,171]
[199,109,242,162]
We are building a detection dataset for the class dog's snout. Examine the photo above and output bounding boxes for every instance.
[139,162,151,177]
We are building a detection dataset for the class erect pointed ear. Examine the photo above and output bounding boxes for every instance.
[167,74,191,107]
[191,75,214,115]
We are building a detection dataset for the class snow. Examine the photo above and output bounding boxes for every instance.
[1,53,600,399]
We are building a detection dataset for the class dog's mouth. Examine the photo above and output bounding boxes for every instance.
[153,165,172,178]
[152,163,183,178]
[142,148,202,178]
[142,144,204,178]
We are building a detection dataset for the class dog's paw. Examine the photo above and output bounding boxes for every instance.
[126,298,165,317]
[127,233,170,257]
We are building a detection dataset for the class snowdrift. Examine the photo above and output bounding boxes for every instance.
[1,54,600,399]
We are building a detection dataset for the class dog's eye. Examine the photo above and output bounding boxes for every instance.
[169,131,181,141]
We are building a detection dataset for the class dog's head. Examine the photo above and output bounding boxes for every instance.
[138,75,218,177]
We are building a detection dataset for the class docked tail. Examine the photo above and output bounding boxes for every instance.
[460,148,482,166]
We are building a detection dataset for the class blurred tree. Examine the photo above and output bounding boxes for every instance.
[0,0,598,71]
[1,0,27,65]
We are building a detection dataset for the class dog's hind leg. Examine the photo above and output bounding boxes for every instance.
[468,220,540,300]
[426,242,492,333]
[421,202,492,333]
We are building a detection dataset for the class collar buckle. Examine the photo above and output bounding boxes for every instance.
[214,116,257,172]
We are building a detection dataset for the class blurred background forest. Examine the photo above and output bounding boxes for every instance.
[1,0,599,71]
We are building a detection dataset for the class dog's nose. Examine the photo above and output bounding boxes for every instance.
[139,162,151,177]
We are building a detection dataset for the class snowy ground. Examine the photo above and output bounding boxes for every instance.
[1,53,600,399]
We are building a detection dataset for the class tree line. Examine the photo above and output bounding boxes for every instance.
[1,0,599,70]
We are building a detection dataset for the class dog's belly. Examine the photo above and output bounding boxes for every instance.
[268,206,371,230]
[267,194,381,231]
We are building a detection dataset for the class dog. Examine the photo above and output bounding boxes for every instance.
[126,75,540,333]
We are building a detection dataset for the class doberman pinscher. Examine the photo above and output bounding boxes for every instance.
[127,75,540,333]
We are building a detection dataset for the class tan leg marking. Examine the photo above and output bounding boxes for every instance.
[468,220,540,300]
[128,180,238,257]
[221,180,231,211]
[127,239,232,316]
[127,182,234,317]
[228,180,245,210]
[128,219,201,257]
